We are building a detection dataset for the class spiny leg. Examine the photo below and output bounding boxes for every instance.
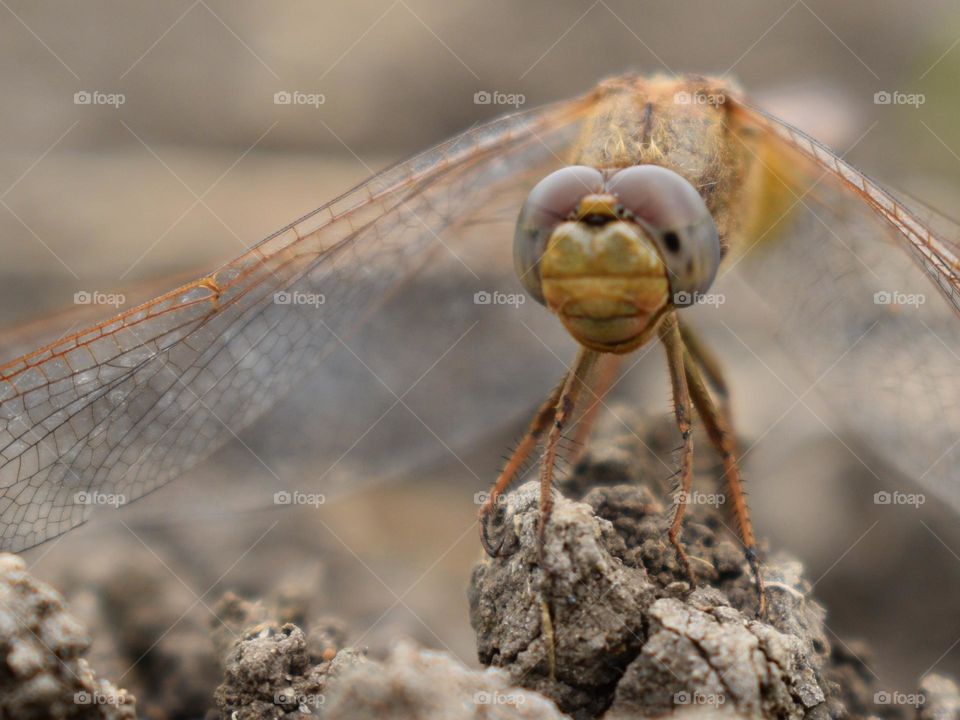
[537,346,600,563]
[658,313,696,585]
[681,335,766,618]
[679,320,729,406]
[478,379,565,556]
[537,345,598,681]
[568,354,622,463]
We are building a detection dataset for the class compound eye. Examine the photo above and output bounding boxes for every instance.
[514,166,604,304]
[606,165,720,305]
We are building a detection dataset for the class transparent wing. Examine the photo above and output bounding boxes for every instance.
[0,93,598,552]
[723,101,960,510]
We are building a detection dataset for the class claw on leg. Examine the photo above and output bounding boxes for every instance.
[478,499,510,557]
[476,381,566,557]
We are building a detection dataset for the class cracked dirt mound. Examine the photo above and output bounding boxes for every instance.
[466,414,953,719]
[1,412,957,719]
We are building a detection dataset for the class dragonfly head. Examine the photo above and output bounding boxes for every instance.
[514,165,720,353]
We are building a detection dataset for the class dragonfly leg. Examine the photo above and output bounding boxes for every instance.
[537,346,599,563]
[568,354,622,463]
[477,347,598,677]
[680,326,766,618]
[478,379,565,557]
[536,346,598,680]
[679,320,729,409]
[658,313,697,586]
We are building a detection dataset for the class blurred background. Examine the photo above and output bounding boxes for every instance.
[1,1,960,714]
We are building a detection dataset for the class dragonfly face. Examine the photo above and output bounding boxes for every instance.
[514,164,720,354]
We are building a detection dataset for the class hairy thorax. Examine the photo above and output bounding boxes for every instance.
[572,74,752,258]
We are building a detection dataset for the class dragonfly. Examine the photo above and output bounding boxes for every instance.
[0,74,958,616]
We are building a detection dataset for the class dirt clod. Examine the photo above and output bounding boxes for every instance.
[211,590,363,720]
[470,479,833,718]
[322,640,568,719]
[918,674,960,720]
[213,619,352,719]
[468,413,909,718]
[470,482,653,717]
[210,598,562,720]
[0,553,136,719]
